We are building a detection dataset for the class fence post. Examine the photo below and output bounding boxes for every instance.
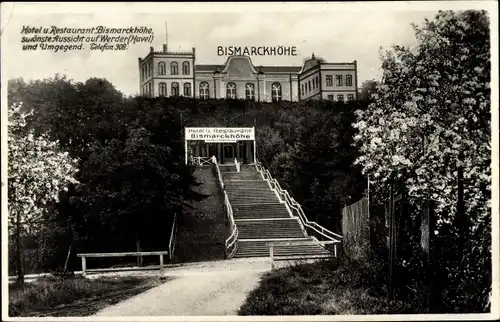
[81,256,87,278]
[159,254,164,273]
[388,186,395,301]
[334,244,337,258]
[270,245,275,270]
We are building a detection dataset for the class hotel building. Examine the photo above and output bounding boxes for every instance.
[139,42,358,103]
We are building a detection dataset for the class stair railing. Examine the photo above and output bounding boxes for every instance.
[255,160,342,245]
[234,158,240,172]
[212,156,239,259]
[168,213,178,261]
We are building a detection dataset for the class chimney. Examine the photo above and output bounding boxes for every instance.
[150,46,153,52]
[163,44,168,53]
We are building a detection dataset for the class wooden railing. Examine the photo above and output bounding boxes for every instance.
[190,156,213,166]
[169,213,178,261]
[266,240,339,270]
[211,155,238,259]
[255,160,342,247]
[76,251,170,277]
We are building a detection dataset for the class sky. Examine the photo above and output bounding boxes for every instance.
[1,2,496,96]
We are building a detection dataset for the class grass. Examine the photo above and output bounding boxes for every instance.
[238,258,416,315]
[9,275,169,317]
[173,166,228,263]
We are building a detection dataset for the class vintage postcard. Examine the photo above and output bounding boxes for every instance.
[1,1,498,321]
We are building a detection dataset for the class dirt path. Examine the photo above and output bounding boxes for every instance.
[92,258,272,316]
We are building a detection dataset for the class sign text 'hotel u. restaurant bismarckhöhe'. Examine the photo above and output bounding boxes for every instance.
[185,127,255,143]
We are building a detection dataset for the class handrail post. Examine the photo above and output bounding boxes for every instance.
[160,254,164,272]
[334,244,338,258]
[270,245,275,270]
[81,256,87,278]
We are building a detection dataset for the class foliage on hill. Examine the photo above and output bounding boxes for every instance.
[8,76,365,273]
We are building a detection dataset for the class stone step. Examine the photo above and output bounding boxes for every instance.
[230,195,278,200]
[234,213,291,220]
[232,203,286,209]
[234,241,333,258]
[227,189,275,194]
[229,198,279,204]
[225,182,270,189]
[228,191,275,195]
[238,232,306,239]
[234,209,290,214]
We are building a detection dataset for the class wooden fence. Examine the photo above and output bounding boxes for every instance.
[341,196,370,261]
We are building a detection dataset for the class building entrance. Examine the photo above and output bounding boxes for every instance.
[223,144,235,162]
[184,127,256,165]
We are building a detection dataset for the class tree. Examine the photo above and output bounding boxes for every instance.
[353,10,491,312]
[8,102,79,283]
[359,79,379,102]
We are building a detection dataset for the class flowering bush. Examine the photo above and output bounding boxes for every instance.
[352,10,491,312]
[8,102,79,235]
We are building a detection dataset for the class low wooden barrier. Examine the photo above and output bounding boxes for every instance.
[266,240,340,270]
[76,251,170,277]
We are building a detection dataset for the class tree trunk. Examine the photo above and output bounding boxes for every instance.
[16,212,24,284]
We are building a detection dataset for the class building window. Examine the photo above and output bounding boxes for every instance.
[308,80,311,93]
[272,82,282,102]
[170,62,179,75]
[327,95,334,101]
[245,83,255,100]
[337,94,344,102]
[182,61,190,75]
[312,78,316,90]
[316,76,320,89]
[184,83,191,96]
[346,75,353,87]
[226,82,236,99]
[336,75,343,86]
[158,62,166,75]
[301,84,305,96]
[326,75,333,87]
[347,94,355,101]
[171,82,179,96]
[159,82,167,96]
[199,82,209,99]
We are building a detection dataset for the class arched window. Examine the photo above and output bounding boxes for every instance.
[199,82,210,99]
[171,82,179,96]
[158,62,166,75]
[226,82,236,99]
[271,82,282,102]
[182,61,190,75]
[170,62,179,75]
[184,83,191,96]
[245,83,255,101]
[159,82,167,96]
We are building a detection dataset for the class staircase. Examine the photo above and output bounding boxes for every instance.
[220,164,334,259]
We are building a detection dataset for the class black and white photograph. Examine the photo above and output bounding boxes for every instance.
[1,1,498,319]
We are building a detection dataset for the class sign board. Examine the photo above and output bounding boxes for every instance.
[185,127,255,143]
